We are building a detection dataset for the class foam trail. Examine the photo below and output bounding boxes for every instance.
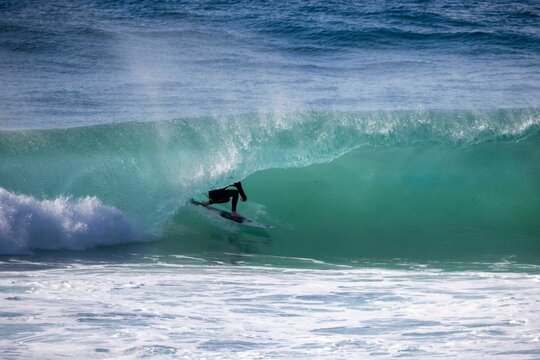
[0,188,144,255]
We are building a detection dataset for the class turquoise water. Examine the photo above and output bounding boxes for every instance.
[1,109,538,261]
[173,137,540,263]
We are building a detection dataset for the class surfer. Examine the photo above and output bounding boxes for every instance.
[201,182,247,218]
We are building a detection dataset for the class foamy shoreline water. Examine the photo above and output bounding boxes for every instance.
[1,261,539,359]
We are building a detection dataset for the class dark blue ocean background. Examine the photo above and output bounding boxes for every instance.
[0,0,538,128]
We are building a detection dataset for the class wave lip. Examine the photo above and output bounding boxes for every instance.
[0,188,145,255]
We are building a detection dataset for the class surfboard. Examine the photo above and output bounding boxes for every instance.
[190,199,272,228]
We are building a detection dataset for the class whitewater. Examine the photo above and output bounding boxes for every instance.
[1,0,539,358]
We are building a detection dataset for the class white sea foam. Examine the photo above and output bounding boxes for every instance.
[0,188,144,254]
[0,261,539,359]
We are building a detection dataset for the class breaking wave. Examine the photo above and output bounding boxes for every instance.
[0,188,144,254]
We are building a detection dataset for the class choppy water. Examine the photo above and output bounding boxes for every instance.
[1,0,539,358]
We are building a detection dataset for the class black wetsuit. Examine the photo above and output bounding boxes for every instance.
[208,182,247,212]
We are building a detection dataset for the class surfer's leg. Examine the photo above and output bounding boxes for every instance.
[208,189,230,204]
[230,190,239,212]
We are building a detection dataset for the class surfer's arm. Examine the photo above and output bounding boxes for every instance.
[233,182,247,202]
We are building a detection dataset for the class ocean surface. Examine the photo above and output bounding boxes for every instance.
[1,0,539,358]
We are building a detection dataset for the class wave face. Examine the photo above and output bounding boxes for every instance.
[0,109,538,260]
[227,138,539,262]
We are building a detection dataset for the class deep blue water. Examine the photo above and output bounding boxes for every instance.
[1,0,538,128]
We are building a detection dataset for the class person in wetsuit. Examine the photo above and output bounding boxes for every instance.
[203,182,247,217]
